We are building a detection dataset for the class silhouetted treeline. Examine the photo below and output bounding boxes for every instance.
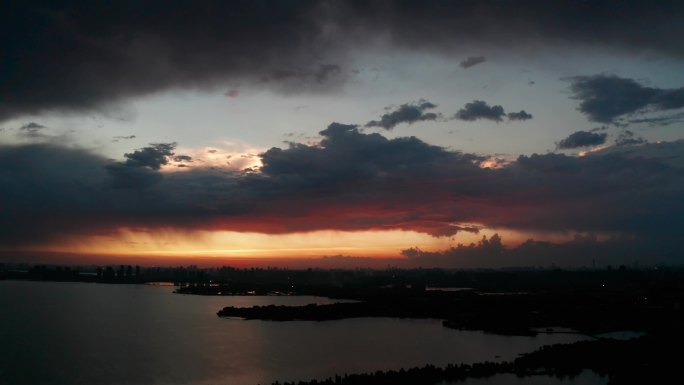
[178,265,684,298]
[268,333,680,385]
[3,263,684,297]
[197,265,684,292]
[514,335,681,383]
[269,361,514,385]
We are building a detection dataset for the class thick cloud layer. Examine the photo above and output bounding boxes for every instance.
[3,1,684,121]
[105,143,179,189]
[569,75,684,123]
[1,125,682,264]
[403,233,683,268]
[365,100,440,130]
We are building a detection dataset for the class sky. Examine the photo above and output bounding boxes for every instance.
[1,0,683,267]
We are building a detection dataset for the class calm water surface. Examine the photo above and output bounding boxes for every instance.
[0,281,593,385]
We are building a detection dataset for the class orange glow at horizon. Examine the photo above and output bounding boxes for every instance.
[19,227,539,259]
[37,229,453,258]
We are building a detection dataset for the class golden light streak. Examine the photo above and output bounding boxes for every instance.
[578,145,609,157]
[46,229,449,258]
[24,226,571,260]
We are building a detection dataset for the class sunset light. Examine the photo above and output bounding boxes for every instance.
[2,2,684,384]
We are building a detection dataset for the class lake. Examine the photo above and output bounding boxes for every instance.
[0,280,597,385]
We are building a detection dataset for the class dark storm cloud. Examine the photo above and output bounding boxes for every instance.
[568,75,684,123]
[494,145,684,239]
[105,162,164,189]
[365,100,441,130]
[557,130,607,149]
[3,1,684,121]
[0,0,328,120]
[256,122,478,192]
[0,124,481,243]
[121,143,176,170]
[0,144,116,245]
[454,100,506,122]
[459,56,486,69]
[507,110,533,121]
[104,143,176,189]
[1,124,683,266]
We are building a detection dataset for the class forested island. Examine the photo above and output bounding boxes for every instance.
[216,282,682,336]
[210,267,683,337]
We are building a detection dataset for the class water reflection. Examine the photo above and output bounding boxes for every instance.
[1,281,592,385]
